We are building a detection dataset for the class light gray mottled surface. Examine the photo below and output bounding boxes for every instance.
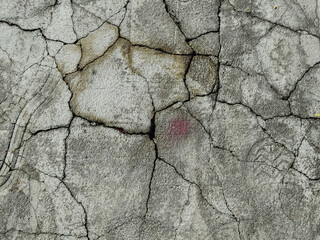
[1,0,320,239]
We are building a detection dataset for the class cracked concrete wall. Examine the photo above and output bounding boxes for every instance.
[0,0,320,239]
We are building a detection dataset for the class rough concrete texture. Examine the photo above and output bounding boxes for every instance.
[1,0,320,239]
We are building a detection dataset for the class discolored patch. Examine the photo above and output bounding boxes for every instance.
[168,118,190,139]
[65,39,153,133]
[78,22,119,68]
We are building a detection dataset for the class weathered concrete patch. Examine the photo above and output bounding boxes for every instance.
[1,0,320,239]
[66,39,153,133]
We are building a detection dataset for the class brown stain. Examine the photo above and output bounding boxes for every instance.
[128,44,191,81]
[78,23,119,69]
[69,38,124,93]
[66,33,192,125]
[127,45,192,110]
[56,62,66,75]
[67,38,132,124]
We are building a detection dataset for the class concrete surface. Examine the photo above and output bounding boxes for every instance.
[1,0,320,239]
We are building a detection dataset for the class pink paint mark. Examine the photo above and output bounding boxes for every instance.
[169,118,190,139]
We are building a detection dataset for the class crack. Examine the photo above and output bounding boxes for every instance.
[71,0,129,31]
[280,125,319,183]
[70,0,129,48]
[144,151,157,219]
[206,101,320,182]
[0,20,66,45]
[148,116,156,141]
[158,157,233,217]
[154,100,185,113]
[144,101,158,216]
[186,30,219,43]
[70,1,104,23]
[216,100,266,120]
[285,61,320,100]
[28,125,69,137]
[184,102,213,144]
[71,0,122,43]
[71,36,120,71]
[46,2,55,35]
[59,181,90,239]
[290,167,320,181]
[221,62,286,99]
[0,47,19,70]
[228,1,320,41]
[118,0,130,27]
[182,54,194,101]
[0,2,319,240]
[216,99,320,122]
[70,0,78,40]
[23,164,62,186]
[71,0,130,44]
[138,54,197,115]
[0,20,42,32]
[220,186,243,240]
[171,98,318,185]
[316,0,320,28]
[202,32,243,233]
[256,119,295,158]
[213,0,222,113]
[153,82,214,114]
[306,139,320,153]
[73,114,151,136]
[44,0,60,11]
[0,229,78,238]
[2,125,71,184]
[209,138,283,175]
[62,127,71,181]
[72,8,120,42]
[226,0,320,40]
[140,123,158,237]
[215,100,298,171]
[161,0,194,51]
[122,36,193,56]
[75,40,83,69]
[174,184,191,240]
[127,48,156,137]
[153,92,213,115]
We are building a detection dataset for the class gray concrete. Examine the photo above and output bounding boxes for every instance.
[1,0,320,239]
